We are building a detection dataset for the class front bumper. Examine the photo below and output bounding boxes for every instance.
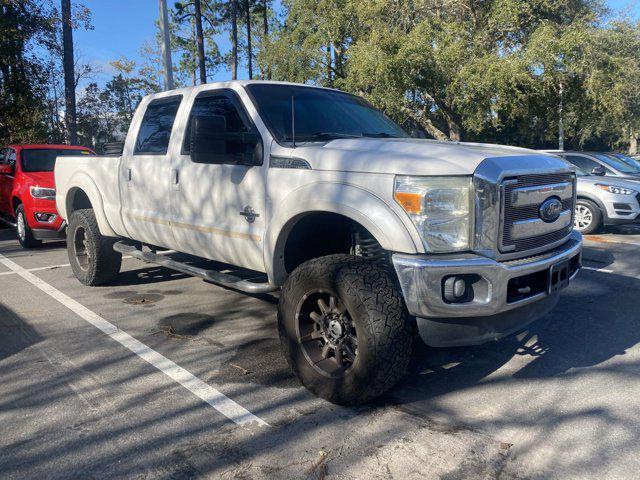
[32,221,66,240]
[393,230,582,346]
[603,192,640,224]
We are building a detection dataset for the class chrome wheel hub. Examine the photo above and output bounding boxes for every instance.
[574,205,593,231]
[16,213,25,240]
[326,318,344,341]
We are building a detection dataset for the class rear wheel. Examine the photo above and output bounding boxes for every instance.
[67,209,122,285]
[15,205,42,248]
[574,199,602,234]
[278,254,413,405]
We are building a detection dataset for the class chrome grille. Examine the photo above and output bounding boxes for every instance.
[500,173,575,253]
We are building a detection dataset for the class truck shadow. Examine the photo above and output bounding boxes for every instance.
[0,304,43,362]
[388,266,639,406]
[109,266,190,286]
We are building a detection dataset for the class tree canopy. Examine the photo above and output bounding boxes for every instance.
[262,0,640,152]
[1,0,638,153]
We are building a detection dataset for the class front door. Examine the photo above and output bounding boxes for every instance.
[120,95,183,248]
[170,88,267,272]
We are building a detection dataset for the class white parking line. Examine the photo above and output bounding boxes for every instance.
[0,253,268,427]
[0,256,133,277]
[0,262,71,276]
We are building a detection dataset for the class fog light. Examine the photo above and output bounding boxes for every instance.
[34,213,55,222]
[443,276,467,302]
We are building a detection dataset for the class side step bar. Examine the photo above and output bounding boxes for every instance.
[113,241,279,294]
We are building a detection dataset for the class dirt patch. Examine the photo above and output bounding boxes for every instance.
[123,293,164,305]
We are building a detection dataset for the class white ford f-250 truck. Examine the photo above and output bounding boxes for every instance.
[55,81,582,404]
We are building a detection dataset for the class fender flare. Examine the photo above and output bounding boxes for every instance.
[62,172,118,237]
[264,182,421,285]
[576,193,608,221]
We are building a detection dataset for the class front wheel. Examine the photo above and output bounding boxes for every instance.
[278,254,413,405]
[574,199,602,235]
[67,209,122,285]
[16,205,42,248]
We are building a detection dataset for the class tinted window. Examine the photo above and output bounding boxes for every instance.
[183,92,249,154]
[134,96,182,155]
[246,84,408,144]
[592,154,639,174]
[21,149,91,172]
[564,155,601,173]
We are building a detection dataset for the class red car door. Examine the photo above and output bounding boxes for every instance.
[0,148,16,216]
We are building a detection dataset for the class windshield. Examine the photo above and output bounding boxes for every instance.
[245,84,408,144]
[612,153,640,169]
[593,153,640,174]
[21,149,91,172]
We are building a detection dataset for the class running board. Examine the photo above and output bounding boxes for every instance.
[113,241,279,294]
[0,215,16,228]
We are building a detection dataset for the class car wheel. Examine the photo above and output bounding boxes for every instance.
[278,254,413,405]
[574,199,602,235]
[15,205,42,248]
[67,209,122,286]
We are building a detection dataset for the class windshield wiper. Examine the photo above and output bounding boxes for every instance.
[303,132,362,141]
[361,132,400,138]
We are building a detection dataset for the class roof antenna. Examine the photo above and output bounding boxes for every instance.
[291,95,296,148]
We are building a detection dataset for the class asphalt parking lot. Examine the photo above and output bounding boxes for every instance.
[1,225,640,480]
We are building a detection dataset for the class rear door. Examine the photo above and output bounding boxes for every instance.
[120,95,184,248]
[169,88,267,271]
[0,148,16,216]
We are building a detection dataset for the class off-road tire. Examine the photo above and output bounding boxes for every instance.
[575,199,602,235]
[278,254,413,405]
[67,209,121,285]
[15,204,42,248]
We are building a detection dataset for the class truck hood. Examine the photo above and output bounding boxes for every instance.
[293,138,559,176]
[21,171,55,188]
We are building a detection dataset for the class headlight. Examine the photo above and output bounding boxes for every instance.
[595,184,636,195]
[30,186,56,200]
[394,176,472,252]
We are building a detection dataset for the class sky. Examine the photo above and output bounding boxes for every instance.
[73,0,639,88]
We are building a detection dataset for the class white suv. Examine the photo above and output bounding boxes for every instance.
[543,151,640,233]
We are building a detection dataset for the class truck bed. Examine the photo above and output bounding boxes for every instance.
[55,154,127,238]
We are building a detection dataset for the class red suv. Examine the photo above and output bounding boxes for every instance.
[0,144,94,248]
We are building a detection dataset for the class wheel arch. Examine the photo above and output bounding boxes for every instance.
[576,194,608,221]
[265,183,420,285]
[62,174,118,237]
[11,195,22,213]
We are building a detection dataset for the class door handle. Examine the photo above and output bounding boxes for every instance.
[171,169,179,184]
[126,168,132,181]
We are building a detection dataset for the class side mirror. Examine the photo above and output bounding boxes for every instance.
[0,163,13,175]
[591,166,606,176]
[190,115,262,166]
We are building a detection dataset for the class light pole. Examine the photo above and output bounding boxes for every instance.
[158,0,174,91]
[558,81,564,151]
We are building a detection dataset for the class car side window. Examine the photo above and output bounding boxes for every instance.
[134,96,182,155]
[0,149,6,164]
[182,91,251,155]
[564,155,600,172]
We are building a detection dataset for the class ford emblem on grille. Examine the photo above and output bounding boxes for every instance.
[539,197,563,223]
